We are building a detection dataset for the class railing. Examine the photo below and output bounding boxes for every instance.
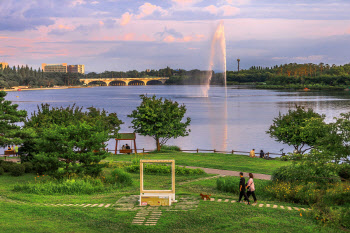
[105,148,284,157]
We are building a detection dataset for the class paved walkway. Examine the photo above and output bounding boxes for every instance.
[183,166,272,180]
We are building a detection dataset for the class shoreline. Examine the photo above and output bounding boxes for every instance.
[3,86,92,92]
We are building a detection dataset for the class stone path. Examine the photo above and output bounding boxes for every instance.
[183,166,272,180]
[204,197,311,211]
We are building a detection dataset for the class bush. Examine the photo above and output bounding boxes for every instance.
[1,161,15,172]
[22,162,33,173]
[9,164,25,176]
[105,169,133,187]
[0,166,4,175]
[160,145,181,151]
[338,164,350,180]
[272,163,340,185]
[125,164,205,175]
[13,178,105,195]
[217,176,270,196]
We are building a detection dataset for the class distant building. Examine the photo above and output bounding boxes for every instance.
[146,69,150,72]
[0,62,9,69]
[68,64,85,74]
[42,63,68,73]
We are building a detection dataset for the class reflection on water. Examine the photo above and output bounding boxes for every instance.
[5,86,350,157]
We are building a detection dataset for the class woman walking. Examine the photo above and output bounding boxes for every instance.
[246,173,257,203]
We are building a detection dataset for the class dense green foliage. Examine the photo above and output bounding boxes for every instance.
[267,106,328,154]
[227,63,350,89]
[21,104,123,177]
[0,65,83,88]
[0,91,27,147]
[125,163,205,175]
[128,95,191,151]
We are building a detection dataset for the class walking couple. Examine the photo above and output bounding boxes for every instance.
[238,172,257,205]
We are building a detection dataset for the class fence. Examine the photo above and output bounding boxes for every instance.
[106,148,284,157]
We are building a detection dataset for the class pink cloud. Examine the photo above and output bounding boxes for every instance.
[71,0,86,7]
[171,0,202,6]
[118,33,135,41]
[136,3,168,19]
[99,21,104,26]
[204,5,240,16]
[163,35,175,42]
[120,12,133,26]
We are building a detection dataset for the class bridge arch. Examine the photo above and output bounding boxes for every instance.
[109,81,126,86]
[146,80,163,85]
[129,80,145,86]
[88,81,107,86]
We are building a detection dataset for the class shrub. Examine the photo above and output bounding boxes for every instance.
[105,169,133,187]
[14,178,105,195]
[272,163,340,185]
[160,145,181,151]
[22,162,33,173]
[0,166,4,175]
[125,164,205,175]
[217,176,270,196]
[1,161,15,172]
[338,164,350,180]
[9,164,25,176]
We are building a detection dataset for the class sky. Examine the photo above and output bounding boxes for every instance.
[1,0,350,72]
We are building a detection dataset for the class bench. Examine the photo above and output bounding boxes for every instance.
[4,150,16,156]
[119,149,132,154]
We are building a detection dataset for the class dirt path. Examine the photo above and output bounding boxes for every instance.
[184,166,272,180]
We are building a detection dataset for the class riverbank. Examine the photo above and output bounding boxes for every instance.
[2,86,92,92]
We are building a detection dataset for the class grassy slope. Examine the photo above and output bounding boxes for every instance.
[105,152,290,175]
[0,152,343,232]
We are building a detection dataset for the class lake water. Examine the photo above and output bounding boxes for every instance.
[5,86,350,157]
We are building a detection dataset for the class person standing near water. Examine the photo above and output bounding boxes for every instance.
[238,172,250,205]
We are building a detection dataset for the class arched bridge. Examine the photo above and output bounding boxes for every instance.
[79,77,169,86]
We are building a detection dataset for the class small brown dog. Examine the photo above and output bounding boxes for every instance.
[200,193,211,200]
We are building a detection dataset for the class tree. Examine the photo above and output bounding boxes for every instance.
[0,91,27,147]
[267,106,328,154]
[22,104,123,176]
[128,95,191,151]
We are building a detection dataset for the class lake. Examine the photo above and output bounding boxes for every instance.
[5,85,350,157]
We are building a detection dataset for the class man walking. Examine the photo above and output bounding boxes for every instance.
[238,172,250,205]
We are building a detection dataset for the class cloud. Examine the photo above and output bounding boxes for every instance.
[91,1,99,4]
[272,55,325,61]
[120,12,132,26]
[71,0,87,7]
[156,27,183,39]
[171,0,203,7]
[136,3,168,19]
[204,5,240,16]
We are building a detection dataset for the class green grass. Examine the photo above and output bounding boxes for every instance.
[0,151,344,232]
[105,152,290,175]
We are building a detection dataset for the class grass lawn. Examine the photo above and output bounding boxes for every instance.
[105,151,290,175]
[0,151,345,232]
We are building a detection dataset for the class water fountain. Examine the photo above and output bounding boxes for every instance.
[202,20,227,97]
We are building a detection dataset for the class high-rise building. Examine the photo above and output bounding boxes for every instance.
[68,65,85,74]
[0,62,9,69]
[42,63,67,73]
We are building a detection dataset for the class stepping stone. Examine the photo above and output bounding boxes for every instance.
[210,198,215,201]
[149,224,156,226]
[293,207,299,211]
[259,204,264,207]
[231,200,236,203]
[308,208,312,211]
[83,204,92,207]
[287,207,292,210]
[91,204,98,207]
[98,204,104,207]
[252,203,257,206]
[62,204,67,206]
[300,208,306,211]
[217,199,222,202]
[67,204,73,206]
[203,198,207,201]
[273,205,278,208]
[224,199,229,202]
[266,204,270,207]
[280,206,285,209]
[105,204,111,208]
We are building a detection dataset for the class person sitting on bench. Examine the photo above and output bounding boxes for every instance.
[125,144,131,154]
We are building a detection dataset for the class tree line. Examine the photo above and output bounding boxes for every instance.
[2,62,350,88]
[227,63,350,88]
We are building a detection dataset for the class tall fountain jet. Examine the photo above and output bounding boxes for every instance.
[203,20,227,97]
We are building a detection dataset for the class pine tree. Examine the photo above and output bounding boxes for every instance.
[0,91,27,147]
